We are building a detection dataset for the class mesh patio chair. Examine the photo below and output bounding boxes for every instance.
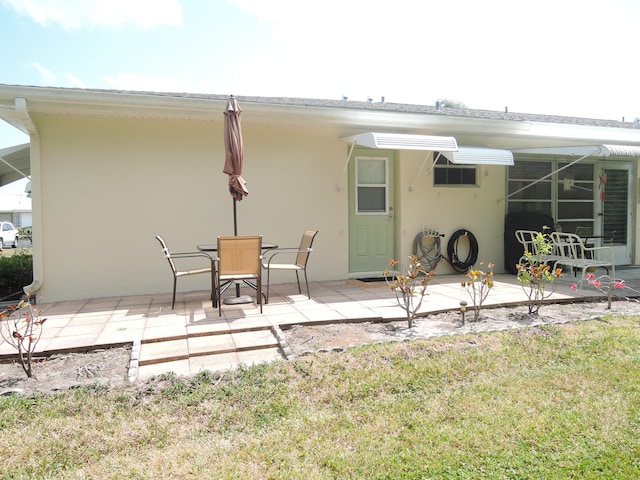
[155,235,216,309]
[262,230,318,303]
[216,235,263,316]
[603,231,616,245]
[575,226,592,237]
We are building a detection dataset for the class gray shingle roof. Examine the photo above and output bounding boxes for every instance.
[3,84,638,130]
[116,89,640,130]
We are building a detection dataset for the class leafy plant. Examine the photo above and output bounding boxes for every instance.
[461,261,494,321]
[0,251,33,301]
[573,273,631,309]
[0,295,46,377]
[516,231,563,314]
[383,255,433,328]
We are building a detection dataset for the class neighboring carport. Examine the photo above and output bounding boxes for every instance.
[0,143,30,188]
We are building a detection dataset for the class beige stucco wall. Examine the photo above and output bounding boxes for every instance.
[33,113,349,302]
[395,149,508,274]
[30,112,522,303]
[31,112,515,302]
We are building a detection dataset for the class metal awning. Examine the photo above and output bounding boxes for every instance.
[0,143,30,187]
[342,132,458,151]
[442,147,514,165]
[513,145,640,158]
[338,132,515,189]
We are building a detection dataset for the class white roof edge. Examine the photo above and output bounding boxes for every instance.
[443,147,514,166]
[342,132,458,151]
[512,145,640,157]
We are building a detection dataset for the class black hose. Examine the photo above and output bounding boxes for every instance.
[413,231,443,272]
[446,229,479,273]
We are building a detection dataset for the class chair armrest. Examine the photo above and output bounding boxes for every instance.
[582,245,614,262]
[172,251,218,263]
[263,247,312,266]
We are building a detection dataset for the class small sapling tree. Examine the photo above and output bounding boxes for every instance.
[0,295,46,378]
[383,256,433,328]
[516,231,563,314]
[461,261,494,321]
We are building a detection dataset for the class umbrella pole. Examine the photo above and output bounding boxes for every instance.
[233,198,238,236]
[233,198,241,297]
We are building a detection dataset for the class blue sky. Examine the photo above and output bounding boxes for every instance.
[1,0,639,192]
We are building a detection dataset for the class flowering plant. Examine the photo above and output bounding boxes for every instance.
[461,261,494,322]
[516,231,563,314]
[384,256,433,328]
[572,273,629,309]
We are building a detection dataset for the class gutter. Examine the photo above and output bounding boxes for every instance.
[14,98,43,298]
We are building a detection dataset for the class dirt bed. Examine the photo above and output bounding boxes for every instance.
[282,299,640,356]
[2,300,639,397]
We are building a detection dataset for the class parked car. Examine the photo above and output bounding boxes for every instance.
[0,221,19,248]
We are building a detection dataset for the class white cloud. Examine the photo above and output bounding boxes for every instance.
[104,73,195,93]
[228,0,640,119]
[31,62,85,88]
[1,0,182,30]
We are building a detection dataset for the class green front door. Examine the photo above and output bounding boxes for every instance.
[349,150,396,273]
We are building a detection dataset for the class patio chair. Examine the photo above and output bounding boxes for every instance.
[216,235,263,316]
[514,229,564,268]
[155,235,216,309]
[262,230,318,303]
[575,226,592,237]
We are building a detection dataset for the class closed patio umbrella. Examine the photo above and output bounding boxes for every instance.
[223,96,248,235]
[223,96,250,303]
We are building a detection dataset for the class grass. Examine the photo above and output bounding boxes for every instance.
[0,316,638,479]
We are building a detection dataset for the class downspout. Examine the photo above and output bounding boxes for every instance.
[14,98,43,298]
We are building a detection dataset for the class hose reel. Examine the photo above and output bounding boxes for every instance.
[413,228,479,273]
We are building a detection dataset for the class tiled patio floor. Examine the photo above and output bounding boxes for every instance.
[2,270,638,382]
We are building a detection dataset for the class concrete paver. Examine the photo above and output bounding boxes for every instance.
[2,270,640,382]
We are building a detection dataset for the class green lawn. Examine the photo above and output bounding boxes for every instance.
[1,316,638,479]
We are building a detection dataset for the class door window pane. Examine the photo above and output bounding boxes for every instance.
[603,169,628,244]
[358,158,386,184]
[356,156,388,214]
[357,187,386,212]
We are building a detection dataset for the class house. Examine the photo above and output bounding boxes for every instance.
[0,191,31,227]
[0,84,639,303]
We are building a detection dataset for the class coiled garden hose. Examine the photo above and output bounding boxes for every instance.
[413,231,444,272]
[446,229,479,273]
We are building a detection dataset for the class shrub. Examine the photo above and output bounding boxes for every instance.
[516,231,562,314]
[0,296,45,377]
[461,261,494,321]
[0,251,33,301]
[384,256,433,328]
